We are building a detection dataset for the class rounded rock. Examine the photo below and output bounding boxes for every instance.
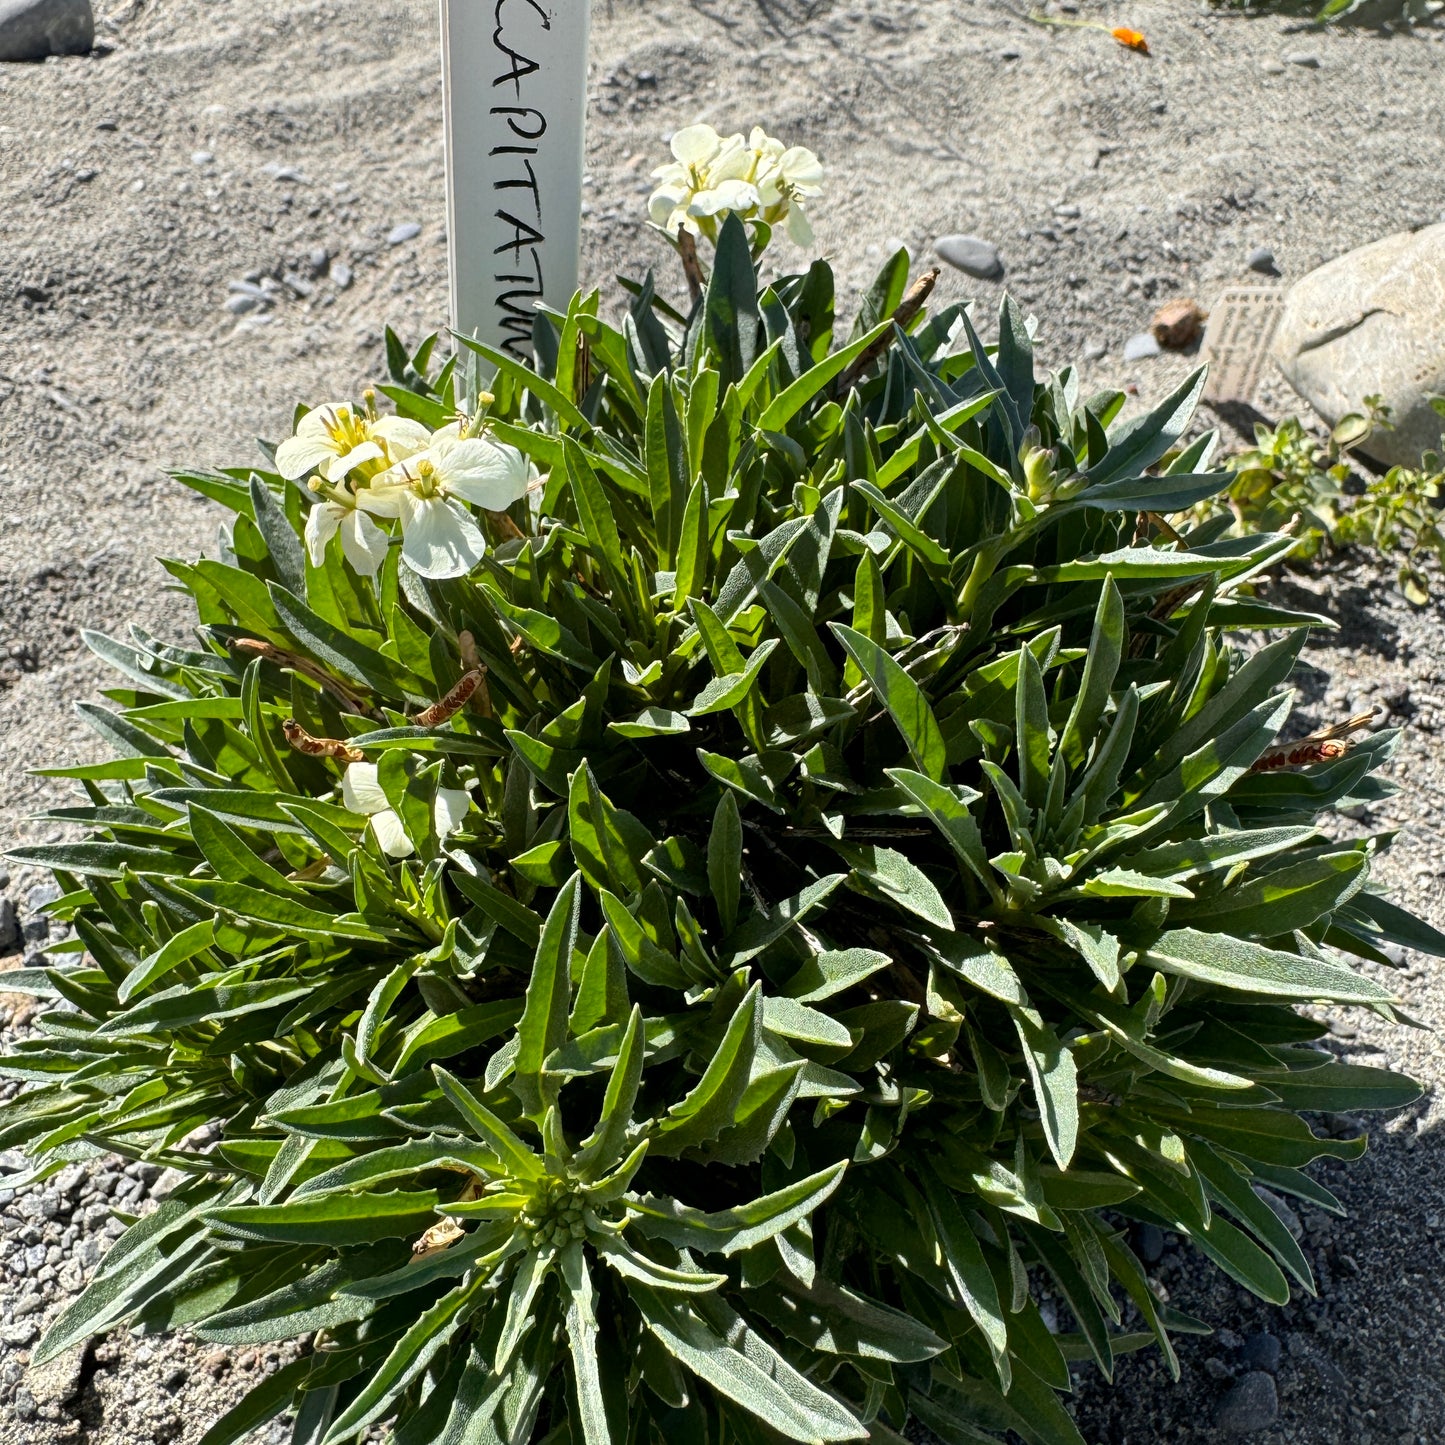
[0,0,93,62]
[1123,331,1161,362]
[934,234,1003,280]
[1240,1331,1282,1375]
[1213,1371,1279,1432]
[1246,245,1277,275]
[387,221,422,246]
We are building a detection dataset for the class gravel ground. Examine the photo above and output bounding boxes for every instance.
[1,1,1443,1441]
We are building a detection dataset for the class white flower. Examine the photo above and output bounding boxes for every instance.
[648,124,758,238]
[274,403,430,483]
[342,761,471,859]
[646,123,822,247]
[753,135,823,246]
[359,435,532,579]
[303,488,390,577]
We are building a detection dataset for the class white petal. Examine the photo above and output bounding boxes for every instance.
[371,416,432,460]
[299,404,354,441]
[671,123,721,165]
[355,480,410,518]
[321,439,385,482]
[785,202,815,247]
[435,438,531,510]
[399,494,487,579]
[690,180,758,218]
[779,147,824,190]
[649,185,690,226]
[275,433,339,481]
[371,808,415,859]
[342,762,388,816]
[433,787,472,839]
[709,142,754,184]
[339,508,389,576]
[304,501,341,567]
[432,420,464,443]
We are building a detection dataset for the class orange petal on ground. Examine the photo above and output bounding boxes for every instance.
[1112,27,1149,53]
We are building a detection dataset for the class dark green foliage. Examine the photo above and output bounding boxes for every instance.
[6,219,1441,1445]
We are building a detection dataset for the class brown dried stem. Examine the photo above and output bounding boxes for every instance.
[837,266,940,394]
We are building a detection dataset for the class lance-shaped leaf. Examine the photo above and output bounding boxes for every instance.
[433,1067,543,1181]
[513,873,583,1116]
[561,1244,612,1445]
[321,1273,483,1443]
[653,983,762,1155]
[829,622,948,782]
[1009,1005,1079,1169]
[630,1285,867,1443]
[630,1161,846,1256]
[1143,928,1395,1004]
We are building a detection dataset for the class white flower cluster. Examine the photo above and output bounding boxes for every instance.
[274,400,533,581]
[647,124,823,247]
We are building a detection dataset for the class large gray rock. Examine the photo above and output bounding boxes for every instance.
[0,0,92,61]
[1273,223,1445,469]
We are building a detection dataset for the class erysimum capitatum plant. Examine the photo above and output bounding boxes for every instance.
[5,139,1442,1445]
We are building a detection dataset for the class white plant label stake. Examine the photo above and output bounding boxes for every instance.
[439,0,591,359]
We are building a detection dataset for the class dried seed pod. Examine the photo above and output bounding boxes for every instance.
[411,669,485,727]
[1249,710,1378,772]
[282,719,365,763]
[1150,298,1207,350]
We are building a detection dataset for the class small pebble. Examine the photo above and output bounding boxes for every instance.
[307,246,330,274]
[1083,340,1107,362]
[96,118,117,131]
[1053,203,1081,218]
[387,221,422,246]
[1284,51,1321,68]
[1122,332,1161,362]
[1135,1222,1165,1263]
[934,233,1003,280]
[225,295,261,315]
[191,150,214,165]
[75,167,96,182]
[995,45,1021,60]
[1214,1372,1280,1432]
[1240,1332,1282,1375]
[1246,245,1277,274]
[331,262,353,290]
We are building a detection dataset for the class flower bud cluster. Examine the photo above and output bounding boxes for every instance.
[520,1176,590,1250]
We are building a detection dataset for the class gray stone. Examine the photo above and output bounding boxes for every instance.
[995,45,1021,60]
[225,294,261,315]
[1240,1331,1282,1374]
[1261,59,1285,74]
[1284,51,1321,67]
[1246,245,1277,274]
[1272,223,1445,468]
[331,262,353,289]
[191,150,213,165]
[934,233,1003,280]
[20,914,48,946]
[0,0,92,62]
[0,1321,37,1346]
[25,882,59,913]
[1123,331,1161,361]
[387,221,422,246]
[1134,1222,1165,1263]
[1083,340,1106,361]
[1213,1371,1279,1432]
[0,898,17,952]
